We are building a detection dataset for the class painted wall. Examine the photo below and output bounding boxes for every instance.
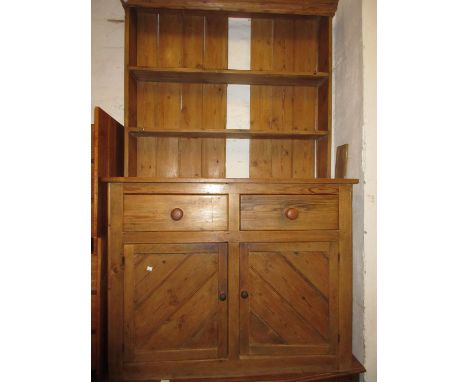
[333,0,377,381]
[361,0,377,381]
[91,0,124,123]
[333,0,365,367]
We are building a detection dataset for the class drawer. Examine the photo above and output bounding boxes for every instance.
[240,194,338,230]
[124,194,228,231]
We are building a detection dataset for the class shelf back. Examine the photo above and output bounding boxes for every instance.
[124,8,332,179]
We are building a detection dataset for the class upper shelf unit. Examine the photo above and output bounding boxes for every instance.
[121,0,340,17]
[123,6,334,179]
[129,66,328,86]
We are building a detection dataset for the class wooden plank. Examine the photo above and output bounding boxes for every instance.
[338,185,353,370]
[123,355,339,379]
[202,15,228,178]
[156,12,183,176]
[228,242,240,359]
[93,107,124,238]
[271,19,295,179]
[316,17,332,177]
[123,0,340,17]
[107,183,124,379]
[91,238,107,377]
[282,249,329,298]
[328,241,339,356]
[218,244,229,358]
[129,128,328,139]
[134,253,218,342]
[335,144,348,178]
[104,177,358,184]
[122,230,340,244]
[291,18,319,178]
[179,14,205,177]
[249,252,329,340]
[123,245,136,361]
[130,66,329,86]
[250,18,274,178]
[228,194,240,359]
[249,269,323,344]
[159,356,365,381]
[136,136,157,176]
[133,253,188,305]
[239,243,250,355]
[141,274,219,351]
[125,8,137,175]
[134,10,159,175]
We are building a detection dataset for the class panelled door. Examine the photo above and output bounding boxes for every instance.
[239,242,339,356]
[123,243,228,362]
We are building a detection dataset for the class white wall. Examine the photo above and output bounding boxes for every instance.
[361,0,377,381]
[91,0,124,123]
[333,0,377,381]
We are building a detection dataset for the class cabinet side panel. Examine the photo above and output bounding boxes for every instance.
[338,185,353,369]
[125,8,138,175]
[316,16,332,178]
[107,184,124,379]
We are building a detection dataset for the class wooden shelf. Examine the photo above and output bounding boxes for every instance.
[128,128,328,140]
[122,0,340,17]
[129,66,329,87]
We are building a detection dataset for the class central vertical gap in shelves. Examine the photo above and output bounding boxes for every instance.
[226,18,251,179]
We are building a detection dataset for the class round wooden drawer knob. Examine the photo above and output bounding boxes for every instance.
[285,208,299,220]
[170,208,184,221]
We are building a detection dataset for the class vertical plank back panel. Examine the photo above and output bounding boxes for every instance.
[250,16,320,179]
[156,13,183,177]
[292,18,319,178]
[202,15,228,178]
[179,15,204,177]
[133,10,228,178]
[250,19,273,178]
[135,11,159,176]
[271,18,294,178]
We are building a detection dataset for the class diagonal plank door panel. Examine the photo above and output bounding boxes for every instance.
[240,242,338,356]
[124,243,228,362]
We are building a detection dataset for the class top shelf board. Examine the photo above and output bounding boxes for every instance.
[121,0,339,17]
[129,67,329,87]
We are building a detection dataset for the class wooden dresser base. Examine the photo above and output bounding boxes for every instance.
[99,357,364,382]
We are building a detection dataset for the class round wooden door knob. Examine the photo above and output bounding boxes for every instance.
[170,208,184,221]
[285,208,299,220]
[240,290,249,299]
[219,292,227,301]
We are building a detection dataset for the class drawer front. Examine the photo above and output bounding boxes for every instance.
[240,195,338,230]
[124,194,228,231]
